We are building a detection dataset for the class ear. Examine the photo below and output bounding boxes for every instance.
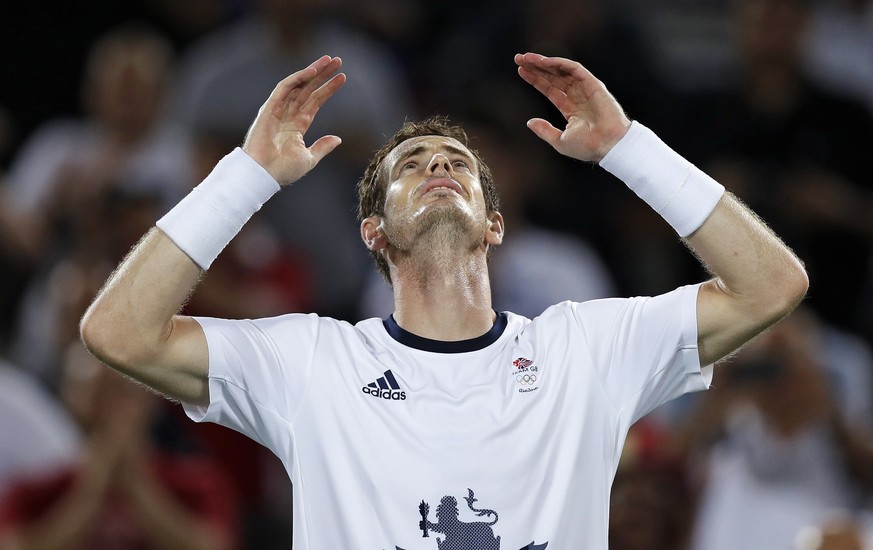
[485,211,504,247]
[361,216,389,251]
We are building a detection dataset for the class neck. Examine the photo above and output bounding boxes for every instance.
[389,242,495,341]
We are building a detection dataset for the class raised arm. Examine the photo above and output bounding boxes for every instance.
[515,52,808,365]
[80,56,346,405]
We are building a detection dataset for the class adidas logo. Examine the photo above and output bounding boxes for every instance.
[362,370,407,401]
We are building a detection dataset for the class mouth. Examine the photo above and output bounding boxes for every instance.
[419,177,464,197]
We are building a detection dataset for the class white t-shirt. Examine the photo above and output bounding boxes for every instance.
[184,283,712,549]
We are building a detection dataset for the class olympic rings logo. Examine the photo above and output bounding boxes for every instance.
[516,374,537,385]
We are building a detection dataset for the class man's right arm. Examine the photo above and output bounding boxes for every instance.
[80,229,209,405]
[80,55,346,405]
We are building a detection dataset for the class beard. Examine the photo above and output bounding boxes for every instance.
[382,202,488,269]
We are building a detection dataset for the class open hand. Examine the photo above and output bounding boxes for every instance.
[243,55,346,185]
[515,52,631,163]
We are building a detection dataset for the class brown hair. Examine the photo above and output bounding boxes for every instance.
[356,116,499,283]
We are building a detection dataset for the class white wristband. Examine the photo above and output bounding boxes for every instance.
[156,148,280,269]
[599,121,725,238]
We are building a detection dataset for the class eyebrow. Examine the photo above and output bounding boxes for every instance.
[391,143,477,178]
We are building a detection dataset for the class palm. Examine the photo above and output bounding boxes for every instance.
[274,128,313,179]
[243,56,346,186]
[515,53,630,162]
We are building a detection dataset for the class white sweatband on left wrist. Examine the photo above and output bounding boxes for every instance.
[599,121,725,238]
[156,148,280,270]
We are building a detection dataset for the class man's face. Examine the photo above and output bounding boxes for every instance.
[378,135,491,244]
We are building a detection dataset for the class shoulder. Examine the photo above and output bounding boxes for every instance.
[195,313,373,345]
[528,284,700,329]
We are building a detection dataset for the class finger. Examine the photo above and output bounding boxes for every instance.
[538,55,598,83]
[291,56,344,109]
[308,135,342,165]
[526,118,563,149]
[270,55,333,106]
[516,52,596,91]
[517,67,572,118]
[516,59,577,96]
[298,72,347,120]
[517,52,588,77]
[517,66,564,99]
[268,56,341,120]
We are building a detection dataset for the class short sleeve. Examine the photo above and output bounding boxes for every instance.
[181,313,321,451]
[570,283,713,425]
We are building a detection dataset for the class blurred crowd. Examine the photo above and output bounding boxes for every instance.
[0,0,872,548]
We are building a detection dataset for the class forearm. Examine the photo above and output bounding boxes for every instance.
[81,149,279,403]
[688,193,805,302]
[687,194,808,362]
[599,122,807,364]
[81,230,202,366]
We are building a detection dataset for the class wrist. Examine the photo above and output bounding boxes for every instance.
[595,119,632,162]
[156,148,280,269]
[599,121,725,237]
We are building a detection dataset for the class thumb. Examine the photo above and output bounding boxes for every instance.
[526,118,562,149]
[309,135,342,165]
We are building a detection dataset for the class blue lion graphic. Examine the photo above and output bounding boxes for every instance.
[396,489,547,550]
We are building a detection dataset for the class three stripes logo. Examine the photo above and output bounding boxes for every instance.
[362,370,407,401]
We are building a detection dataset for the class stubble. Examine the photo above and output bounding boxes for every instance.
[383,202,489,279]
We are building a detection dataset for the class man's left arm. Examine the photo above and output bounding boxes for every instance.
[515,52,808,366]
[685,194,807,365]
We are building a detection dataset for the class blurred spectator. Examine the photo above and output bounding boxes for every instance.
[803,0,873,115]
[0,361,80,499]
[171,0,416,319]
[7,188,158,383]
[0,24,192,267]
[0,105,14,168]
[672,0,873,340]
[0,342,239,550]
[139,0,241,50]
[795,515,873,549]
[609,423,693,550]
[0,105,29,348]
[673,306,873,550]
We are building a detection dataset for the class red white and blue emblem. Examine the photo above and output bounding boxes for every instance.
[512,357,533,370]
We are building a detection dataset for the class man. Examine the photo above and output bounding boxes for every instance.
[80,53,808,548]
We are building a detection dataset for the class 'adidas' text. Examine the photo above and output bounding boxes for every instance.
[362,369,407,401]
[361,387,407,400]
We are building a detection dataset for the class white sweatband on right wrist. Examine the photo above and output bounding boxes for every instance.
[599,121,725,238]
[156,147,280,270]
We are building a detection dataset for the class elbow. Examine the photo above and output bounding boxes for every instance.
[79,305,154,374]
[785,258,810,309]
[770,258,810,320]
[79,305,121,367]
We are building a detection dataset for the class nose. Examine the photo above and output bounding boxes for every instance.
[428,153,451,175]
